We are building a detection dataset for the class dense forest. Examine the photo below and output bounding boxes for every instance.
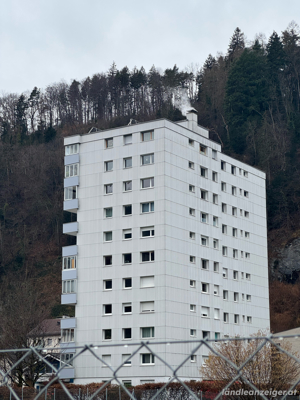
[0,22,300,339]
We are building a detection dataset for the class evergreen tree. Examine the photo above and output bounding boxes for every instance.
[227,27,245,61]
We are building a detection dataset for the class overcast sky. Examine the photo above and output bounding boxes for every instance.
[0,0,298,94]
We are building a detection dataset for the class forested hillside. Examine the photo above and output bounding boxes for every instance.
[0,22,300,335]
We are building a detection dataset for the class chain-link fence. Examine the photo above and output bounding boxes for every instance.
[1,334,300,400]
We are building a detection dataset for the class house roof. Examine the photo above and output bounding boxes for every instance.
[273,327,300,336]
[28,318,61,337]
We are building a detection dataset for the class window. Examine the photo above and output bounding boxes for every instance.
[141,177,154,189]
[141,301,154,313]
[244,211,249,218]
[232,207,237,216]
[189,184,195,193]
[200,166,208,178]
[222,224,227,234]
[63,256,76,270]
[123,253,132,264]
[247,316,252,323]
[190,355,196,362]
[233,249,238,258]
[104,160,113,172]
[141,327,155,338]
[221,182,226,192]
[223,268,228,278]
[141,202,154,213]
[231,165,236,175]
[223,290,228,300]
[124,157,132,168]
[103,329,112,340]
[242,294,245,300]
[189,138,194,146]
[104,280,112,290]
[104,255,112,266]
[123,204,132,215]
[200,144,207,155]
[200,189,208,200]
[104,231,112,242]
[212,171,218,182]
[123,278,132,289]
[234,292,239,302]
[61,353,74,366]
[140,276,154,288]
[201,259,209,270]
[122,354,132,366]
[189,208,195,216]
[141,354,155,364]
[201,213,208,223]
[201,306,209,317]
[201,283,209,293]
[64,186,77,200]
[213,239,219,249]
[141,131,154,142]
[240,209,243,216]
[214,285,219,296]
[213,262,219,272]
[141,251,155,262]
[201,236,208,246]
[65,144,79,155]
[62,280,76,294]
[213,194,218,204]
[215,332,220,341]
[189,231,195,239]
[141,153,154,165]
[123,303,132,314]
[212,149,217,160]
[62,329,74,342]
[104,207,113,218]
[190,280,196,287]
[202,331,210,339]
[246,294,251,301]
[190,256,196,263]
[123,229,132,240]
[188,161,194,169]
[223,313,229,323]
[241,272,244,279]
[244,170,248,177]
[232,186,236,196]
[245,231,250,238]
[124,181,132,191]
[234,314,239,324]
[221,161,226,171]
[123,328,132,340]
[213,216,218,226]
[103,304,112,315]
[65,163,79,178]
[104,184,113,194]
[190,304,196,312]
[244,190,249,198]
[246,273,251,280]
[214,308,220,319]
[141,226,155,238]
[190,329,196,337]
[105,138,113,148]
[232,228,237,237]
[124,134,132,145]
[222,203,227,213]
[233,270,238,280]
[222,246,227,256]
[245,252,250,259]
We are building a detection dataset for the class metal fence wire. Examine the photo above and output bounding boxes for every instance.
[1,334,300,400]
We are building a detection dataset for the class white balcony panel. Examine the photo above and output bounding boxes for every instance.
[63,222,78,236]
[63,199,78,213]
[61,318,76,329]
[62,269,77,281]
[62,245,77,257]
[61,293,77,305]
[60,343,76,353]
[64,176,79,188]
[64,154,79,165]
[58,368,75,379]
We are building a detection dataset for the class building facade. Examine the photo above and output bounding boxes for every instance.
[61,110,270,385]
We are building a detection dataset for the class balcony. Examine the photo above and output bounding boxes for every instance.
[58,367,75,380]
[63,199,78,213]
[62,245,77,258]
[62,269,77,281]
[61,293,77,305]
[64,176,79,188]
[60,342,76,353]
[63,222,78,236]
[64,153,79,165]
[61,318,76,330]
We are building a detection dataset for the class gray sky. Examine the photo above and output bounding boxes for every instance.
[0,0,298,94]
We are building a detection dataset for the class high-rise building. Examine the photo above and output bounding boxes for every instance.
[60,109,270,385]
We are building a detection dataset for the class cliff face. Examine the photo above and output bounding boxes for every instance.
[271,237,300,283]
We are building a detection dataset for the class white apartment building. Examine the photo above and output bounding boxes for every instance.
[60,109,270,385]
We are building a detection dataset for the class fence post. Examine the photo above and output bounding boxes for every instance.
[119,385,121,400]
[10,390,11,400]
[87,387,89,399]
[54,388,56,400]
[79,388,81,400]
[45,387,47,400]
[106,388,108,400]
[200,390,202,400]
[22,386,23,400]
